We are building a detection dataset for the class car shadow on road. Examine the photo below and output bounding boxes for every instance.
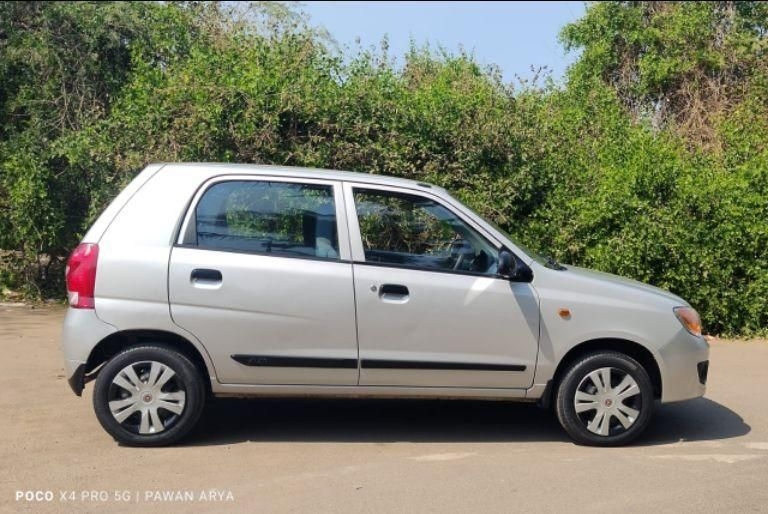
[185,396,749,446]
[639,397,750,445]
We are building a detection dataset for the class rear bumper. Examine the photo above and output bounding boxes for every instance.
[658,331,710,403]
[60,308,117,395]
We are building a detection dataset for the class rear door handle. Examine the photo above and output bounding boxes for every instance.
[379,284,409,303]
[191,268,222,282]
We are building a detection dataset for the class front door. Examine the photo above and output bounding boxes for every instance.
[345,184,540,389]
[169,176,358,385]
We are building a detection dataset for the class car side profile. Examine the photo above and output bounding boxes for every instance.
[61,163,709,447]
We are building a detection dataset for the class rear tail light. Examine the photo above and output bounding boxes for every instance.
[65,243,99,309]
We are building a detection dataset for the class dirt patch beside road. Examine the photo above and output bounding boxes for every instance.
[1,306,767,513]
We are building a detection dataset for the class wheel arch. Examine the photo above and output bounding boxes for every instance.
[83,329,214,394]
[541,338,662,409]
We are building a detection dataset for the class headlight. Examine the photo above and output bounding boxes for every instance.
[674,306,702,336]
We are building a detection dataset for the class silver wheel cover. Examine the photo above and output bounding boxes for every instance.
[108,361,186,435]
[574,367,642,436]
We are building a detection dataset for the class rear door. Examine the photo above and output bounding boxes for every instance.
[345,183,540,389]
[169,175,358,385]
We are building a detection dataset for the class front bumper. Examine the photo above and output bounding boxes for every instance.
[697,360,709,385]
[658,331,710,403]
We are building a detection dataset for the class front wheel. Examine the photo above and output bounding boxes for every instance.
[555,352,654,446]
[93,345,206,447]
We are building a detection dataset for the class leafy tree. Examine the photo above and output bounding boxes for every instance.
[561,1,768,145]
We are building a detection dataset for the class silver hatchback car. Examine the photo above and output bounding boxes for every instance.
[61,163,709,446]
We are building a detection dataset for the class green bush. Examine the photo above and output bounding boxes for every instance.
[0,1,766,335]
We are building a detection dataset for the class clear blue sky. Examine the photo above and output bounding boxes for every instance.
[300,1,586,84]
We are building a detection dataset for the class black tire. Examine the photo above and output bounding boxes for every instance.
[93,344,206,447]
[555,352,654,446]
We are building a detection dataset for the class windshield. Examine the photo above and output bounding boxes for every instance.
[454,198,552,267]
[484,218,547,264]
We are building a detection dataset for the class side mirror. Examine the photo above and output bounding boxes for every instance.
[497,250,517,278]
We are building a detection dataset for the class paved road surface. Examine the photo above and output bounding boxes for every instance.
[1,306,767,513]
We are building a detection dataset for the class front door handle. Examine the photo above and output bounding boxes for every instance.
[379,284,409,303]
[380,284,409,296]
[191,268,222,283]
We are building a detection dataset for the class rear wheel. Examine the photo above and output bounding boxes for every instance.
[555,352,654,446]
[93,345,205,447]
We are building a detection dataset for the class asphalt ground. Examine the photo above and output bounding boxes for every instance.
[1,306,767,513]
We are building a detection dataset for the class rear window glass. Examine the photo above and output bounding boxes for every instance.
[194,180,339,260]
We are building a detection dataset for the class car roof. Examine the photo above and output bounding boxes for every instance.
[154,162,444,192]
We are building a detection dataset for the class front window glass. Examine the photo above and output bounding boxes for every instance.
[353,188,498,275]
